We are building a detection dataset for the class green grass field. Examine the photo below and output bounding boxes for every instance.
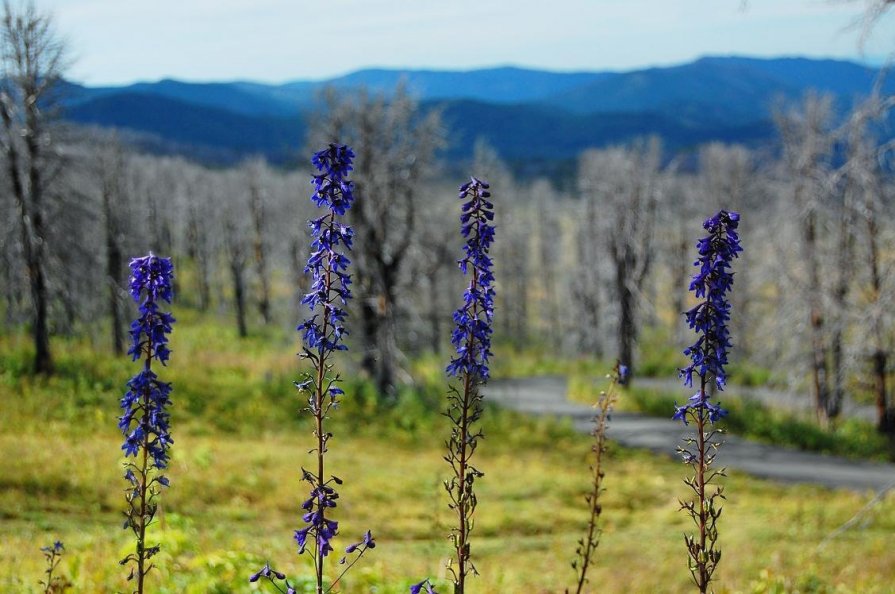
[2,314,894,593]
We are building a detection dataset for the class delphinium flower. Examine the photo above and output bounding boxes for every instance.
[443,176,495,594]
[567,361,624,594]
[39,541,65,594]
[119,254,175,594]
[410,578,439,594]
[249,144,373,594]
[673,210,742,594]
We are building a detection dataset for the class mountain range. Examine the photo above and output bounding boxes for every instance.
[61,56,893,170]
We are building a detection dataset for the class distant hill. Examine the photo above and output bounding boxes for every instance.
[317,66,610,104]
[60,56,889,169]
[542,56,893,124]
[67,92,306,163]
[435,99,775,161]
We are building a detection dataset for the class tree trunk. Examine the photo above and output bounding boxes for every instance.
[250,180,272,325]
[867,215,894,433]
[103,173,124,355]
[672,234,689,343]
[829,200,853,422]
[428,267,442,354]
[617,259,635,377]
[804,209,831,425]
[225,219,247,339]
[231,257,247,338]
[187,211,211,311]
[2,97,52,373]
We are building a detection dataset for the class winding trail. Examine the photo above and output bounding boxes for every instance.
[634,377,878,423]
[484,376,895,492]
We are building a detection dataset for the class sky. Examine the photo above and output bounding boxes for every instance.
[38,0,895,86]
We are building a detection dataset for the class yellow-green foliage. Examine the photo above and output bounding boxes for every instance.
[1,317,893,593]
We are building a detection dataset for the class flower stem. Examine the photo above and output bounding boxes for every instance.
[136,341,153,594]
[695,378,708,594]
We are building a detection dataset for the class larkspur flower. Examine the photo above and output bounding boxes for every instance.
[119,253,175,594]
[247,562,295,594]
[410,578,439,594]
[672,392,728,426]
[249,563,286,583]
[679,211,742,388]
[444,176,495,594]
[39,540,65,594]
[674,210,741,423]
[673,210,741,594]
[252,145,373,594]
[446,177,495,381]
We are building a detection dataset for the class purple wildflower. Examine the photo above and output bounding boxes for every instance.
[673,210,741,594]
[411,579,439,594]
[39,540,65,594]
[120,253,175,593]
[250,144,373,594]
[674,210,741,423]
[446,177,495,380]
[444,176,495,594]
[299,144,355,358]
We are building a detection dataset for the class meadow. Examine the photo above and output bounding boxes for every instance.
[2,312,893,594]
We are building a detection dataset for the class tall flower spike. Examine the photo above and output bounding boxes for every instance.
[673,210,741,594]
[679,210,742,392]
[568,361,624,594]
[444,176,495,594]
[250,144,373,594]
[119,253,175,594]
[446,176,496,380]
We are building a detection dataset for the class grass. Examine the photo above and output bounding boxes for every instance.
[2,314,895,593]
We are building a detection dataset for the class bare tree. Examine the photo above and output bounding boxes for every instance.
[0,172,24,327]
[579,140,661,376]
[570,182,605,356]
[0,0,67,373]
[223,211,249,338]
[532,180,562,348]
[308,84,443,396]
[246,159,272,325]
[775,94,838,425]
[97,138,129,355]
[843,96,895,432]
[414,190,457,354]
[184,172,213,311]
[855,0,895,47]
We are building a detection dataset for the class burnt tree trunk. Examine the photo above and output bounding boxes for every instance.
[616,257,636,375]
[867,214,894,433]
[249,176,271,325]
[2,92,52,374]
[829,195,854,422]
[101,147,124,356]
[225,219,248,339]
[102,171,125,355]
[186,203,211,311]
[804,207,831,425]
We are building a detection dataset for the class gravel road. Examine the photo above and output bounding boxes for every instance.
[484,376,895,492]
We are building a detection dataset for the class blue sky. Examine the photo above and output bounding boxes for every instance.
[41,0,894,85]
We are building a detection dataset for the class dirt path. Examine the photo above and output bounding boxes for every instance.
[485,376,895,492]
[634,377,877,423]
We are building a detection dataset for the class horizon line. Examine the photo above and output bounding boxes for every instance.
[71,52,886,89]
